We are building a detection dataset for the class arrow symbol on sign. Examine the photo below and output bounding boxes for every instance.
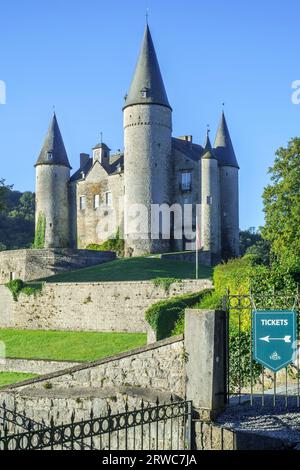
[260,336,292,343]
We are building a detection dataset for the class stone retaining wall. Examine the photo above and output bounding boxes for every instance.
[0,336,184,425]
[0,279,212,332]
[0,248,116,284]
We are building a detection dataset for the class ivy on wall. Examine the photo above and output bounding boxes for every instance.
[5,279,43,301]
[34,213,46,249]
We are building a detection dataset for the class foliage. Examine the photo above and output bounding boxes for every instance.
[239,228,262,256]
[86,229,125,257]
[262,137,300,271]
[34,213,46,249]
[0,181,35,250]
[5,279,25,301]
[245,239,271,266]
[145,289,214,341]
[5,279,43,301]
[152,277,179,293]
[195,290,223,309]
[0,179,13,212]
[228,325,262,390]
[0,329,147,362]
[8,192,35,221]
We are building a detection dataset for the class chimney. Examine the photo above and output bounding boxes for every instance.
[80,153,90,169]
[178,135,193,143]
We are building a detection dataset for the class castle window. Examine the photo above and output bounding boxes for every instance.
[105,192,112,206]
[141,87,149,98]
[47,152,53,161]
[207,196,213,205]
[94,194,100,209]
[181,172,192,192]
[79,196,86,210]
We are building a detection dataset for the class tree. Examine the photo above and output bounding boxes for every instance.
[239,228,262,256]
[262,137,300,271]
[0,180,35,250]
[0,179,12,212]
[9,191,35,221]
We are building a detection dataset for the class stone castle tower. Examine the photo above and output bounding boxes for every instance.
[35,24,240,262]
[35,113,71,248]
[123,25,172,255]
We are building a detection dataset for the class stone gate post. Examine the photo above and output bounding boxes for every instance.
[184,309,227,421]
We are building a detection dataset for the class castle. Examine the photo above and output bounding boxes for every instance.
[35,24,240,261]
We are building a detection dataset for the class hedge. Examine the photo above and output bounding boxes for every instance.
[145,289,213,341]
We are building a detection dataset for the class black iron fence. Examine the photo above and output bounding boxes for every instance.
[224,291,300,408]
[0,398,192,451]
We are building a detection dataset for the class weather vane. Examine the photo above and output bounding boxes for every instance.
[207,124,210,135]
[100,132,103,145]
[146,8,149,24]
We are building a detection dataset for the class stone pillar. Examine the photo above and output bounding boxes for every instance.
[185,309,227,420]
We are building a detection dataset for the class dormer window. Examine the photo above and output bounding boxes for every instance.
[47,152,53,161]
[141,87,149,98]
[181,172,192,192]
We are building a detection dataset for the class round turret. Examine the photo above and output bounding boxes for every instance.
[123,25,172,256]
[35,114,71,248]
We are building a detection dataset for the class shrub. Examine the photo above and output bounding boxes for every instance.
[86,229,124,257]
[145,289,213,340]
[152,278,179,293]
[6,279,24,301]
[6,279,43,301]
[229,325,262,390]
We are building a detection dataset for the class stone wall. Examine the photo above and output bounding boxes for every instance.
[0,248,116,284]
[0,279,212,332]
[70,162,124,249]
[0,336,185,425]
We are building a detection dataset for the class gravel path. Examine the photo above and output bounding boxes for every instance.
[217,394,300,444]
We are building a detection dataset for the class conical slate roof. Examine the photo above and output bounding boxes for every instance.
[124,25,171,110]
[202,132,217,160]
[214,112,239,168]
[35,114,71,168]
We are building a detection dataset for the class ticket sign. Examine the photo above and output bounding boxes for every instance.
[252,310,297,372]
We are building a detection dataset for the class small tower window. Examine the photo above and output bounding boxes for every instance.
[79,196,86,210]
[47,152,53,161]
[94,194,100,209]
[105,192,112,206]
[141,87,149,98]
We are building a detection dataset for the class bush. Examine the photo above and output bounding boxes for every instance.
[6,279,24,301]
[229,325,262,390]
[145,289,213,340]
[86,229,124,257]
[6,279,43,301]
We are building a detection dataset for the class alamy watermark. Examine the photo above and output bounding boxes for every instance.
[291,80,300,104]
[0,80,6,105]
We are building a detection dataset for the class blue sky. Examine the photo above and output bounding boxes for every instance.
[0,0,300,229]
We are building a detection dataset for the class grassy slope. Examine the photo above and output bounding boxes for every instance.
[39,257,212,283]
[0,372,38,388]
[0,330,147,362]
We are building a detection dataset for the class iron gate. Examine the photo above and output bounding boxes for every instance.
[0,398,192,451]
[224,291,300,408]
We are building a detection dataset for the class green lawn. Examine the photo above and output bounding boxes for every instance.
[39,257,212,283]
[0,330,147,362]
[0,372,38,388]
